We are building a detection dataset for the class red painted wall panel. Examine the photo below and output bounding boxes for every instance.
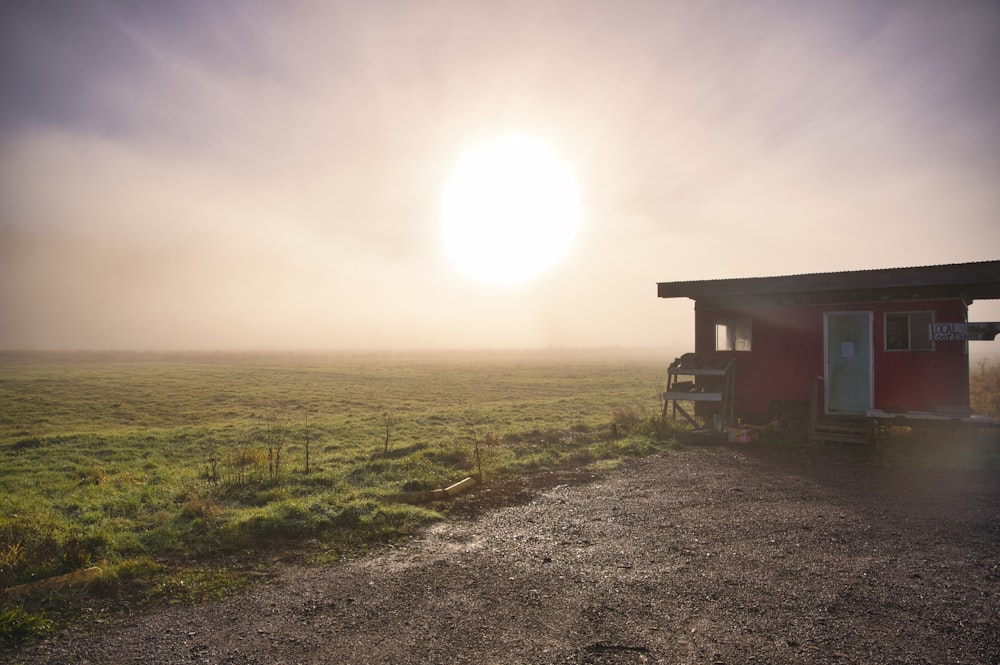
[873,299,969,411]
[691,298,969,419]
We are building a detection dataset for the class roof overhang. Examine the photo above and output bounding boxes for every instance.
[657,261,1000,307]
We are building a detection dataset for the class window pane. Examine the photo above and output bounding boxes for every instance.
[715,323,729,351]
[732,318,752,351]
[715,318,752,351]
[909,312,933,350]
[886,313,909,350]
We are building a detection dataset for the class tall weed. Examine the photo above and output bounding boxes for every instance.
[971,358,1000,418]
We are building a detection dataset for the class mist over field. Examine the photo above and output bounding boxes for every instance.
[1,1,999,352]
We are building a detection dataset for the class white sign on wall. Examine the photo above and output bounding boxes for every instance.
[930,322,1000,342]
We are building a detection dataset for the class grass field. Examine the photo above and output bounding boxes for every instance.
[4,351,996,645]
[0,350,679,642]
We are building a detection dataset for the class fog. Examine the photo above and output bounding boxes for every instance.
[2,1,999,353]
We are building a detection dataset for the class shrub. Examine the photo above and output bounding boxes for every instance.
[232,497,439,545]
[221,445,268,486]
[632,414,684,442]
[0,513,62,587]
[612,404,644,426]
[611,404,645,438]
[76,463,107,486]
[0,605,53,647]
[179,490,222,520]
[110,555,165,582]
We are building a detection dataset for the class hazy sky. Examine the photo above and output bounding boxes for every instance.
[2,0,999,352]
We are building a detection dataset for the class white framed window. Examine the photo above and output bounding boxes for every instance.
[715,317,752,351]
[885,311,934,351]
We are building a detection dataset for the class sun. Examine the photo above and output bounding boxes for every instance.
[440,134,582,285]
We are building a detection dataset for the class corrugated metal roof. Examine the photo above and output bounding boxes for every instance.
[657,260,1000,305]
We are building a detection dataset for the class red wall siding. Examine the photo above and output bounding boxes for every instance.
[694,304,824,416]
[692,298,969,418]
[873,299,969,411]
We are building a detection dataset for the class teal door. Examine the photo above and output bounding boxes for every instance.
[825,312,873,414]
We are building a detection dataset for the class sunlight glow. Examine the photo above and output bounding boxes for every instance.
[440,134,582,285]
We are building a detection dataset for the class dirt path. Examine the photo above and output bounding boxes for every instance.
[15,444,1000,664]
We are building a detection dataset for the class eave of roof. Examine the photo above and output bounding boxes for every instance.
[656,261,1000,306]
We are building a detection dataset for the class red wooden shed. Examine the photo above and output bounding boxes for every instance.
[657,261,1000,437]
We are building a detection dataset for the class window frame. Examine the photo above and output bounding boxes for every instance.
[714,316,752,352]
[884,311,935,352]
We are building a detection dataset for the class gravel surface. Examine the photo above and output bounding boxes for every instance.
[14,444,1000,664]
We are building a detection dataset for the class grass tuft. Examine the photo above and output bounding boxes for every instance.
[0,605,53,647]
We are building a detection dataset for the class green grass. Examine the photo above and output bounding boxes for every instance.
[0,350,680,643]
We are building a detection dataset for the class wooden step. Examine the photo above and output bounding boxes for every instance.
[810,421,878,445]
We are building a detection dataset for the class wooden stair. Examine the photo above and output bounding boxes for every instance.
[809,419,880,445]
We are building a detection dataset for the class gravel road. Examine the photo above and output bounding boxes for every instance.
[14,444,1000,664]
